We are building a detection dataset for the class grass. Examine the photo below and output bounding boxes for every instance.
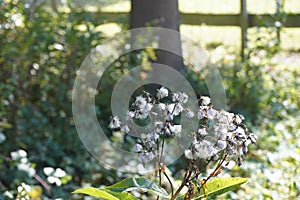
[100,0,300,13]
[179,0,300,14]
[97,0,300,51]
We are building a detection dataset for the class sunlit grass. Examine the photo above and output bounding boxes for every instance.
[179,0,239,14]
[178,0,300,14]
[99,0,300,13]
[284,0,300,14]
[96,23,122,37]
[281,28,300,50]
[101,1,130,12]
[180,25,241,51]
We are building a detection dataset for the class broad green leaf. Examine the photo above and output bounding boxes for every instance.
[73,177,169,199]
[193,177,248,199]
[107,177,169,198]
[73,187,136,200]
[104,189,137,200]
[73,187,119,200]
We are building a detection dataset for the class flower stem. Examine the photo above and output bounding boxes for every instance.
[171,161,192,199]
[163,171,174,197]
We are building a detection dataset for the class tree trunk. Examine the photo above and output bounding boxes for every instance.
[130,0,185,72]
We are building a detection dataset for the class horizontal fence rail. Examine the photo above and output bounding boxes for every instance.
[92,12,300,27]
[82,0,300,59]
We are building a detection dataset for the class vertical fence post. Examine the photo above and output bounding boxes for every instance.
[276,0,281,45]
[240,0,248,60]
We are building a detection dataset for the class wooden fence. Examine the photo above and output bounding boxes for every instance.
[84,0,300,58]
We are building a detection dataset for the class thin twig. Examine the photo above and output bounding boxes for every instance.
[192,154,228,198]
[163,171,174,197]
[33,173,54,200]
[171,161,193,199]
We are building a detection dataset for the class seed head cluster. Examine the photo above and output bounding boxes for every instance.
[108,87,257,166]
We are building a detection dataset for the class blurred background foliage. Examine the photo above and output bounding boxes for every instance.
[0,0,300,199]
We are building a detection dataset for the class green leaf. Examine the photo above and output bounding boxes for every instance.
[107,177,169,198]
[73,187,136,200]
[61,175,72,184]
[193,177,248,199]
[104,189,137,200]
[73,177,169,199]
[73,187,119,200]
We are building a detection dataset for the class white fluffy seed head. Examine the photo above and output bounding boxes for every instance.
[134,143,143,152]
[201,96,211,105]
[184,149,194,160]
[157,87,169,99]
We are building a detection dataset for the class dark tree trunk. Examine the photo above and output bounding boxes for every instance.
[130,0,185,72]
